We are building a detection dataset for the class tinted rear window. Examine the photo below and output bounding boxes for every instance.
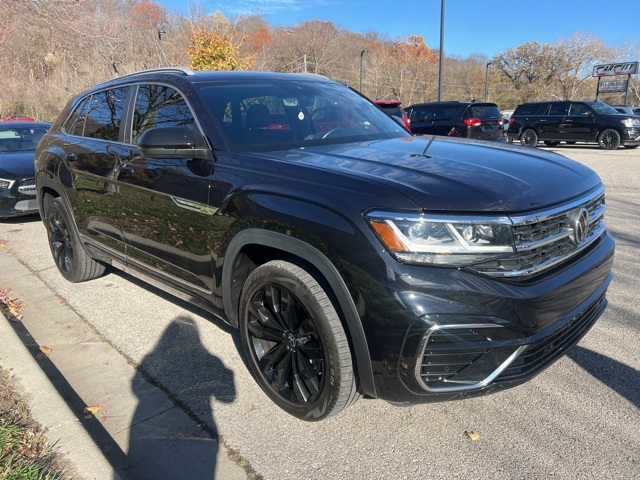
[468,105,502,119]
[514,103,543,116]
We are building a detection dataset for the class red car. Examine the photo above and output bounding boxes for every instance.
[374,99,411,131]
[1,115,35,122]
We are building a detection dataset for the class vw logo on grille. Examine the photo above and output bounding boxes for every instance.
[571,208,590,245]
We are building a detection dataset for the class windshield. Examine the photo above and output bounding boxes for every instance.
[196,79,410,152]
[0,125,49,152]
[587,102,620,115]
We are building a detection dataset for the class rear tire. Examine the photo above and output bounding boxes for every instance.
[239,260,359,421]
[45,197,106,282]
[520,129,538,147]
[597,129,621,150]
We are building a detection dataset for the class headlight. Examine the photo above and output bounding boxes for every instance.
[0,178,15,190]
[621,118,640,128]
[366,211,515,267]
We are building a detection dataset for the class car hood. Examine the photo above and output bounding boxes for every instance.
[0,151,36,179]
[277,136,602,212]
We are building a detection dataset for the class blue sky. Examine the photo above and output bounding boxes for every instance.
[159,0,640,58]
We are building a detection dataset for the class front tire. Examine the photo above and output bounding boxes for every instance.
[597,129,621,150]
[45,197,106,282]
[520,129,538,147]
[239,260,359,421]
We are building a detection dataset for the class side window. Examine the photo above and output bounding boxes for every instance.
[437,106,460,120]
[64,97,91,136]
[568,103,591,116]
[132,85,195,144]
[410,106,436,122]
[547,103,569,116]
[83,88,128,141]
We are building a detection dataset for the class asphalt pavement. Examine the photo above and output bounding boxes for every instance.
[0,144,638,479]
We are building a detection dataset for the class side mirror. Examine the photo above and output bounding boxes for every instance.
[137,127,209,159]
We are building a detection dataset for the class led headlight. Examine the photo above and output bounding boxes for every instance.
[0,178,15,190]
[366,211,515,267]
[621,118,640,128]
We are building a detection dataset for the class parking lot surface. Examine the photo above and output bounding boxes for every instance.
[1,144,638,479]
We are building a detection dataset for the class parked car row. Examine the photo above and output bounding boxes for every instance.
[372,95,640,151]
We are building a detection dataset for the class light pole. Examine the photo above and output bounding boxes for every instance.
[359,49,368,93]
[484,61,493,101]
[158,27,166,67]
[437,0,445,101]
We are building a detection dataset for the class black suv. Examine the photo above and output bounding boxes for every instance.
[405,101,506,140]
[35,68,614,421]
[507,100,640,149]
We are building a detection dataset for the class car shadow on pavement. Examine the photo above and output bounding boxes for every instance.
[568,345,639,408]
[126,316,237,479]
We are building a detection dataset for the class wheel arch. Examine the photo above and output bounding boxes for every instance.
[222,228,377,398]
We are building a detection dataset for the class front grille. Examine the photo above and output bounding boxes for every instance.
[497,293,606,383]
[17,178,36,196]
[472,188,606,279]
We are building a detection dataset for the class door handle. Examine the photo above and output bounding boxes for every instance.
[115,164,134,175]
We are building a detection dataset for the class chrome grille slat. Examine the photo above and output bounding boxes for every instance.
[472,189,606,279]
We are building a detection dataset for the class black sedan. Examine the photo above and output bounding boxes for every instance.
[0,121,51,219]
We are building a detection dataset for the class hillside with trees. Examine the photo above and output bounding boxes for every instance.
[1,0,638,121]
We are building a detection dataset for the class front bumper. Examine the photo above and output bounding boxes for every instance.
[0,178,39,219]
[357,230,615,404]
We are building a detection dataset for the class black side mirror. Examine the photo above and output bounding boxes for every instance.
[137,127,209,159]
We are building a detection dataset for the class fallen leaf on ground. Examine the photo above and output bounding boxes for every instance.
[464,431,481,441]
[83,405,102,418]
[0,288,26,320]
[39,345,53,356]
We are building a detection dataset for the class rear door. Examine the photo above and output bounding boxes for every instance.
[561,102,597,140]
[541,102,569,140]
[59,87,131,258]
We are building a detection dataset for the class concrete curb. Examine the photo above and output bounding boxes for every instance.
[0,247,248,480]
[0,310,121,480]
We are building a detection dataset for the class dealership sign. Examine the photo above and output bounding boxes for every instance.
[592,62,638,77]
[598,80,628,93]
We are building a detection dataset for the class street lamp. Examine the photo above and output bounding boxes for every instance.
[437,0,445,101]
[484,61,493,101]
[359,49,368,93]
[157,26,166,67]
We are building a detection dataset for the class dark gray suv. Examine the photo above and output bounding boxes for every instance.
[35,68,614,420]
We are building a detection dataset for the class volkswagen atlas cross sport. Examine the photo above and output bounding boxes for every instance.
[35,68,614,421]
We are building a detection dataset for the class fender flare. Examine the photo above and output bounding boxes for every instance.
[222,228,377,397]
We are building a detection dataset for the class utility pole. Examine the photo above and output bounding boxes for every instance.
[437,0,445,101]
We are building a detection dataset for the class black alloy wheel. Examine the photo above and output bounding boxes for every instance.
[45,197,106,282]
[520,129,538,147]
[239,260,359,421]
[597,129,621,150]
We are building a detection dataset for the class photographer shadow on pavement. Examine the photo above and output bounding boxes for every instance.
[125,316,236,479]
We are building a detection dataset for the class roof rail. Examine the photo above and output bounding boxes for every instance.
[115,67,195,80]
[94,67,196,88]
